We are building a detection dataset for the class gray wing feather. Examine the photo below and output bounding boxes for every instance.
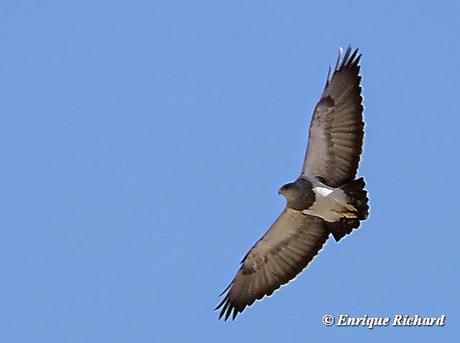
[215,209,329,320]
[302,47,364,187]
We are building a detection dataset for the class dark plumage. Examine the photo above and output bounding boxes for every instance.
[303,48,364,187]
[215,210,329,320]
[216,47,369,320]
[278,178,315,211]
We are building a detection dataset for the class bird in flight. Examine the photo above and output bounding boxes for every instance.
[215,47,369,320]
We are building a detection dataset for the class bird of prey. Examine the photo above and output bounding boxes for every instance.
[215,47,369,320]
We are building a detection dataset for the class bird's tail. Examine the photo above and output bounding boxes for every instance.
[341,177,369,220]
[327,177,369,242]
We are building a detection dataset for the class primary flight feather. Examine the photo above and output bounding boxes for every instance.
[216,47,369,320]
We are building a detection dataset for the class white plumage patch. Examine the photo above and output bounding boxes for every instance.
[302,184,349,222]
[312,186,333,197]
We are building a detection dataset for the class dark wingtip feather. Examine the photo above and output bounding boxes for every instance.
[215,291,244,321]
[335,46,361,71]
[218,281,233,297]
[335,46,343,71]
[324,46,361,89]
[214,294,227,311]
[340,46,352,69]
[215,285,241,321]
[224,303,233,320]
[232,309,238,320]
[218,297,230,319]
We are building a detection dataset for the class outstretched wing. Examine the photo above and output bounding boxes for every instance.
[302,47,364,187]
[215,208,329,320]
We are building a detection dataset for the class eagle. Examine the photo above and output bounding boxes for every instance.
[215,47,369,320]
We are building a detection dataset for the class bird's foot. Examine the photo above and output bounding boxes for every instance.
[334,199,357,212]
[335,211,358,219]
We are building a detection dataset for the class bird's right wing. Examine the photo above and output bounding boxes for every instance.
[215,208,329,320]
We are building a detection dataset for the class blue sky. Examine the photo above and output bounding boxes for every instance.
[1,0,459,342]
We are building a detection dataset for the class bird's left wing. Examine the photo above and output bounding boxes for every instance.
[302,47,364,187]
[215,208,329,320]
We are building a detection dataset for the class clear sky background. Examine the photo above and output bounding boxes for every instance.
[1,1,459,342]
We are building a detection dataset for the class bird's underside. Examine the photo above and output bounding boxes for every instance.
[216,47,369,321]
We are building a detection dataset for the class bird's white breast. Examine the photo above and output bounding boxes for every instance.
[312,186,334,197]
[302,185,347,222]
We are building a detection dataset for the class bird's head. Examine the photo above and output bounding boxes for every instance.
[278,178,315,210]
[278,182,296,198]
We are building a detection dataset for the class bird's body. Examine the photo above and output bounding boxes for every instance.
[216,47,369,320]
[301,178,352,222]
